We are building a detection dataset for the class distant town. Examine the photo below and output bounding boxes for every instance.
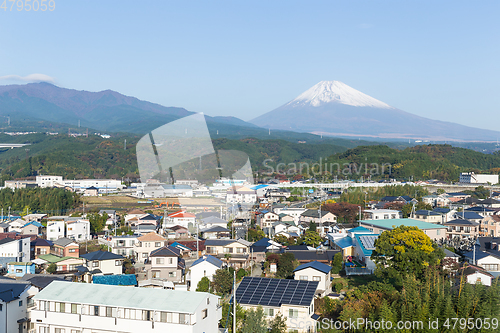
[0,170,499,332]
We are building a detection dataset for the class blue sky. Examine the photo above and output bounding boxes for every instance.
[0,0,499,130]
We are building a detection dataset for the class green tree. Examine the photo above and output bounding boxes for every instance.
[277,252,295,279]
[196,276,211,292]
[371,225,444,280]
[301,230,322,247]
[331,252,343,274]
[46,263,57,274]
[269,312,287,333]
[88,212,108,233]
[309,221,317,232]
[220,301,246,333]
[212,269,233,295]
[242,306,267,333]
[236,268,248,281]
[248,226,266,242]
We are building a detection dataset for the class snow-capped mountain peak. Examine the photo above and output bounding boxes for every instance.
[287,80,393,109]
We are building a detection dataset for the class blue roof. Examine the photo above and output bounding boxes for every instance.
[415,210,440,216]
[463,250,498,261]
[170,242,192,251]
[251,185,269,190]
[354,233,379,257]
[252,238,271,247]
[334,237,354,249]
[433,208,451,214]
[23,221,43,228]
[293,261,332,274]
[349,226,371,234]
[191,255,223,268]
[466,206,495,212]
[455,212,483,220]
[92,274,137,286]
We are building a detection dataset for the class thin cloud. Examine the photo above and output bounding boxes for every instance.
[0,73,55,83]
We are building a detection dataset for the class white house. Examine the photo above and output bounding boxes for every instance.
[0,279,38,333]
[189,255,224,291]
[99,235,139,257]
[166,210,196,229]
[46,220,65,241]
[293,261,332,297]
[133,232,168,263]
[66,219,90,242]
[31,281,222,333]
[0,237,31,269]
[274,208,307,224]
[80,250,125,281]
[461,266,494,286]
[363,209,401,220]
[225,186,257,204]
[36,175,63,188]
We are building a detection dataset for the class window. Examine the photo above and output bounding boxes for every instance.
[289,309,298,318]
[55,302,65,312]
[152,271,160,278]
[155,242,161,247]
[39,327,49,333]
[264,308,274,316]
[168,271,177,278]
[94,306,99,316]
[160,311,172,323]
[168,258,173,264]
[142,253,148,258]
[299,275,308,281]
[482,264,499,271]
[71,330,81,333]
[313,276,321,281]
[92,261,99,267]
[71,304,77,314]
[106,307,112,317]
[115,260,122,266]
[19,300,23,307]
[179,313,189,324]
[0,304,2,311]
[142,310,151,321]
[55,329,65,333]
[202,309,208,319]
[69,249,76,253]
[156,258,164,264]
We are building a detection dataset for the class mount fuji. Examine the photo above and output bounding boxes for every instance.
[250,81,500,142]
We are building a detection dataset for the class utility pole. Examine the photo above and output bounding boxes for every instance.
[233,270,236,333]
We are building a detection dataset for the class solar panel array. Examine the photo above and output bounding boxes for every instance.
[359,235,378,250]
[236,277,318,307]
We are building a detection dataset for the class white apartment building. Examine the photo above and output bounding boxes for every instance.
[459,172,499,185]
[66,220,90,242]
[46,221,65,241]
[62,179,124,193]
[363,209,401,220]
[0,237,31,269]
[31,281,222,333]
[0,280,38,333]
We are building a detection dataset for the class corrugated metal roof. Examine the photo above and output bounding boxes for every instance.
[293,261,331,274]
[33,281,214,313]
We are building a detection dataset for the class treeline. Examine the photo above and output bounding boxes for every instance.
[0,187,80,215]
[318,269,500,332]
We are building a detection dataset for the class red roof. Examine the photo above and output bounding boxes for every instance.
[168,210,195,218]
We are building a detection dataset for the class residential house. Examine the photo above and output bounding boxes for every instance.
[201,226,231,239]
[331,226,372,259]
[128,213,160,228]
[422,194,450,207]
[166,210,196,229]
[46,220,65,241]
[124,208,146,226]
[412,210,443,224]
[279,213,295,225]
[225,186,257,204]
[168,240,205,259]
[444,219,480,239]
[285,248,338,264]
[38,254,85,275]
[133,232,167,263]
[80,250,125,280]
[0,237,31,269]
[199,216,228,230]
[164,225,190,239]
[463,250,500,277]
[274,208,307,224]
[84,186,99,196]
[466,206,496,217]
[66,219,90,242]
[52,237,79,258]
[7,219,25,233]
[249,238,283,262]
[20,221,42,235]
[351,233,378,272]
[358,218,447,241]
[479,215,500,237]
[380,195,416,205]
[31,281,222,333]
[145,246,185,282]
[23,213,47,223]
[204,239,251,268]
[236,277,318,333]
[299,210,337,236]
[363,209,401,220]
[20,274,69,291]
[0,279,38,333]
[459,265,494,286]
[189,255,223,291]
[31,238,52,259]
[293,261,332,297]
[257,210,280,232]
[7,262,36,278]
[100,235,139,257]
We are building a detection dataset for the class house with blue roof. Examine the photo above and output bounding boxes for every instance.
[352,233,379,272]
[293,261,332,296]
[21,221,43,235]
[463,250,500,278]
[189,255,223,291]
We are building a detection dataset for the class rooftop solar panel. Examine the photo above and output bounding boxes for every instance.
[359,235,377,250]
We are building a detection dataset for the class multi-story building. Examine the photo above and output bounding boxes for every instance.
[66,219,90,242]
[0,237,31,269]
[46,221,65,241]
[133,232,167,263]
[204,239,251,268]
[0,279,37,333]
[31,281,222,333]
[99,235,139,257]
[459,172,499,184]
[145,246,185,282]
[444,219,480,239]
[364,209,401,220]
